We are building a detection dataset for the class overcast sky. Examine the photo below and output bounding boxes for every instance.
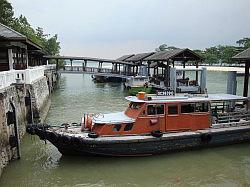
[9,0,250,59]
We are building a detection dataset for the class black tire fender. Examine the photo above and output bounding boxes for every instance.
[88,132,99,138]
[151,130,163,138]
[201,133,212,143]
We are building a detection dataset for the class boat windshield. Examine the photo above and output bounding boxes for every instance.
[129,102,142,110]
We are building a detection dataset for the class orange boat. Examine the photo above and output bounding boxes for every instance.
[27,92,250,156]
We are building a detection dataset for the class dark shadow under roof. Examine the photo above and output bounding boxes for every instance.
[125,52,155,62]
[116,54,135,61]
[232,48,250,62]
[144,48,202,62]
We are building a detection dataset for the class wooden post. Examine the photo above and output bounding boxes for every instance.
[166,61,170,87]
[157,62,159,76]
[56,59,59,70]
[183,61,186,79]
[195,61,199,85]
[243,62,250,97]
[147,61,151,76]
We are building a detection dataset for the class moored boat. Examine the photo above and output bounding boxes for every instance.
[124,76,153,95]
[27,92,250,156]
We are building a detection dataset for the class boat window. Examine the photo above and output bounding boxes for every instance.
[130,102,141,110]
[168,105,178,115]
[196,102,209,112]
[156,104,165,114]
[113,124,121,132]
[124,123,133,131]
[147,104,165,115]
[181,103,195,113]
[147,105,156,115]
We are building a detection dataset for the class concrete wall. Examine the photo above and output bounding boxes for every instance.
[0,70,58,177]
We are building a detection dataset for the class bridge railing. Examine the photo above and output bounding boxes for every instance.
[61,66,133,76]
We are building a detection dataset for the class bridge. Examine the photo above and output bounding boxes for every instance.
[44,55,138,78]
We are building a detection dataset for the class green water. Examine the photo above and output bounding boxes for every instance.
[0,72,250,187]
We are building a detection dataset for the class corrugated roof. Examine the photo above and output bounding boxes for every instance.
[232,48,250,61]
[145,48,202,61]
[0,23,26,39]
[116,54,135,61]
[125,52,155,62]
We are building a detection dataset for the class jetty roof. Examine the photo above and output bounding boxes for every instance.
[125,52,155,62]
[144,48,202,62]
[0,23,42,50]
[116,54,135,61]
[232,48,250,62]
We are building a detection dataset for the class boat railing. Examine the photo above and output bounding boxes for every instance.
[216,111,250,124]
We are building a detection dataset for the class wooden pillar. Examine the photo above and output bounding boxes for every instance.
[157,62,159,76]
[183,61,186,79]
[56,59,59,70]
[118,63,121,73]
[166,61,170,87]
[147,61,151,76]
[195,61,199,85]
[243,62,250,97]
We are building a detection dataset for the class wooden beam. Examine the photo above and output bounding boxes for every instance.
[243,62,250,97]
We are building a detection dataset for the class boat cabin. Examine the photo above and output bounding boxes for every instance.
[88,93,248,136]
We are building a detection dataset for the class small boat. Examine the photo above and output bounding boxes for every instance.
[27,92,250,156]
[124,76,152,95]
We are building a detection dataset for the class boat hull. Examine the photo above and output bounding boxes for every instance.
[35,125,250,157]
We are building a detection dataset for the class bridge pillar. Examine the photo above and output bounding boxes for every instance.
[70,59,73,71]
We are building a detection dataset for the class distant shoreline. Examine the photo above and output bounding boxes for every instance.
[175,66,245,72]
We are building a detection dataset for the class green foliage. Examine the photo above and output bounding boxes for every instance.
[155,41,247,65]
[236,38,250,49]
[0,0,14,26]
[0,1,60,55]
[155,44,178,52]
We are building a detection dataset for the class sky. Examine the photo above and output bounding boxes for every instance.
[9,0,250,59]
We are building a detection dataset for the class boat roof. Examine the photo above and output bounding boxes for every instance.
[125,94,247,103]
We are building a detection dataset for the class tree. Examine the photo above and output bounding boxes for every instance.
[0,0,14,26]
[0,1,61,55]
[236,38,250,49]
[44,34,60,55]
[155,44,178,52]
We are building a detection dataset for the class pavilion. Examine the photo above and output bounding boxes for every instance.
[0,23,45,71]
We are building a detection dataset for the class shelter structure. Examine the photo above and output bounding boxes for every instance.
[124,52,155,76]
[0,23,45,71]
[144,48,203,87]
[232,48,250,97]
